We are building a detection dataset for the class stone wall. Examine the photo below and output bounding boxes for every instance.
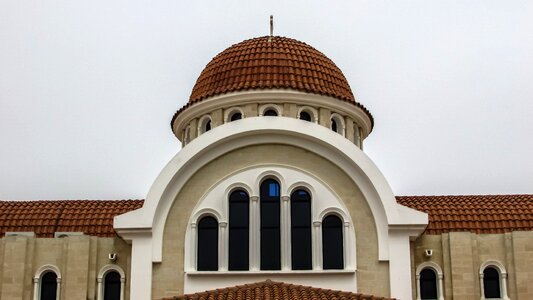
[0,235,131,300]
[412,231,533,300]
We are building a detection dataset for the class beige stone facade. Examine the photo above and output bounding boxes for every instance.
[0,236,131,300]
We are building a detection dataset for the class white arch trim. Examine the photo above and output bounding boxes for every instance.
[415,262,444,300]
[115,117,427,300]
[33,264,61,300]
[97,264,126,300]
[479,260,510,300]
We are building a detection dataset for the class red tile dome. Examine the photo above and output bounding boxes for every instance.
[189,36,356,103]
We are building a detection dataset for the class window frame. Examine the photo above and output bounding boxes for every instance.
[198,115,213,135]
[224,107,245,123]
[479,260,509,300]
[415,262,444,300]
[259,104,283,117]
[330,113,345,136]
[33,265,61,300]
[297,106,318,123]
[97,264,126,300]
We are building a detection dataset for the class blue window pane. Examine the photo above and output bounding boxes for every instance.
[269,183,279,197]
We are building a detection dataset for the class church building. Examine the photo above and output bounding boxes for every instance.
[1,35,533,300]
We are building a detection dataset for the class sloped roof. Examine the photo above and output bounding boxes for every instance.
[0,200,143,237]
[397,194,533,234]
[162,280,394,300]
[1,195,532,237]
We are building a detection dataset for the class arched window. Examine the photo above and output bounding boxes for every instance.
[299,111,312,122]
[197,216,218,271]
[331,119,338,132]
[483,267,501,299]
[260,178,281,270]
[103,271,121,300]
[198,116,212,135]
[229,190,249,270]
[230,112,242,121]
[322,215,343,269]
[264,109,278,116]
[40,272,57,300]
[420,268,438,300]
[291,189,312,270]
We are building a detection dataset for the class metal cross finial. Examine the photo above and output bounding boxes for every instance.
[270,15,274,36]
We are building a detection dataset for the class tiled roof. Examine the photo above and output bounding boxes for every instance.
[1,195,532,238]
[171,36,373,129]
[162,280,394,300]
[0,200,143,237]
[397,195,533,234]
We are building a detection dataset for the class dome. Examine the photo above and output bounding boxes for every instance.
[189,36,356,103]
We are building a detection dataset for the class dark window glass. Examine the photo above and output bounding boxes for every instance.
[230,112,242,121]
[197,216,218,271]
[264,109,278,116]
[299,111,312,122]
[205,120,211,132]
[40,271,57,300]
[483,267,501,298]
[104,271,121,300]
[291,189,312,270]
[322,215,343,269]
[229,190,249,270]
[420,268,438,300]
[331,119,338,132]
[260,179,281,270]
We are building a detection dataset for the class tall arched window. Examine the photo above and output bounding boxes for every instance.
[260,178,281,270]
[331,119,338,132]
[420,268,438,300]
[40,271,57,300]
[197,216,218,271]
[322,215,343,269]
[291,189,312,270]
[229,190,249,270]
[103,271,121,300]
[483,267,501,299]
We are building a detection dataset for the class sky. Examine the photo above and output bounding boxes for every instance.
[0,1,532,200]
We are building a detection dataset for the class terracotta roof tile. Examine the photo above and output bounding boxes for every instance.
[162,280,394,300]
[0,200,143,237]
[397,194,533,234]
[171,36,373,130]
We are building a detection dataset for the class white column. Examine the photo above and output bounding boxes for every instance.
[56,277,61,300]
[189,223,197,271]
[250,196,260,271]
[502,273,510,300]
[97,278,103,300]
[32,278,39,300]
[313,221,322,270]
[281,195,291,270]
[343,221,351,269]
[415,274,421,300]
[438,274,444,300]
[480,273,485,300]
[120,277,126,300]
[129,235,152,300]
[388,230,413,300]
[219,222,228,271]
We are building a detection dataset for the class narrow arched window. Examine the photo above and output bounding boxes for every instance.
[103,271,121,300]
[264,109,278,116]
[420,268,438,300]
[197,216,218,271]
[331,119,338,132]
[40,271,57,300]
[299,111,312,122]
[229,190,249,270]
[205,120,211,131]
[483,267,501,299]
[260,178,281,270]
[322,215,343,269]
[230,112,242,121]
[291,189,312,270]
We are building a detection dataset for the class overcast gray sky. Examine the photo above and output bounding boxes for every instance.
[1,1,532,200]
